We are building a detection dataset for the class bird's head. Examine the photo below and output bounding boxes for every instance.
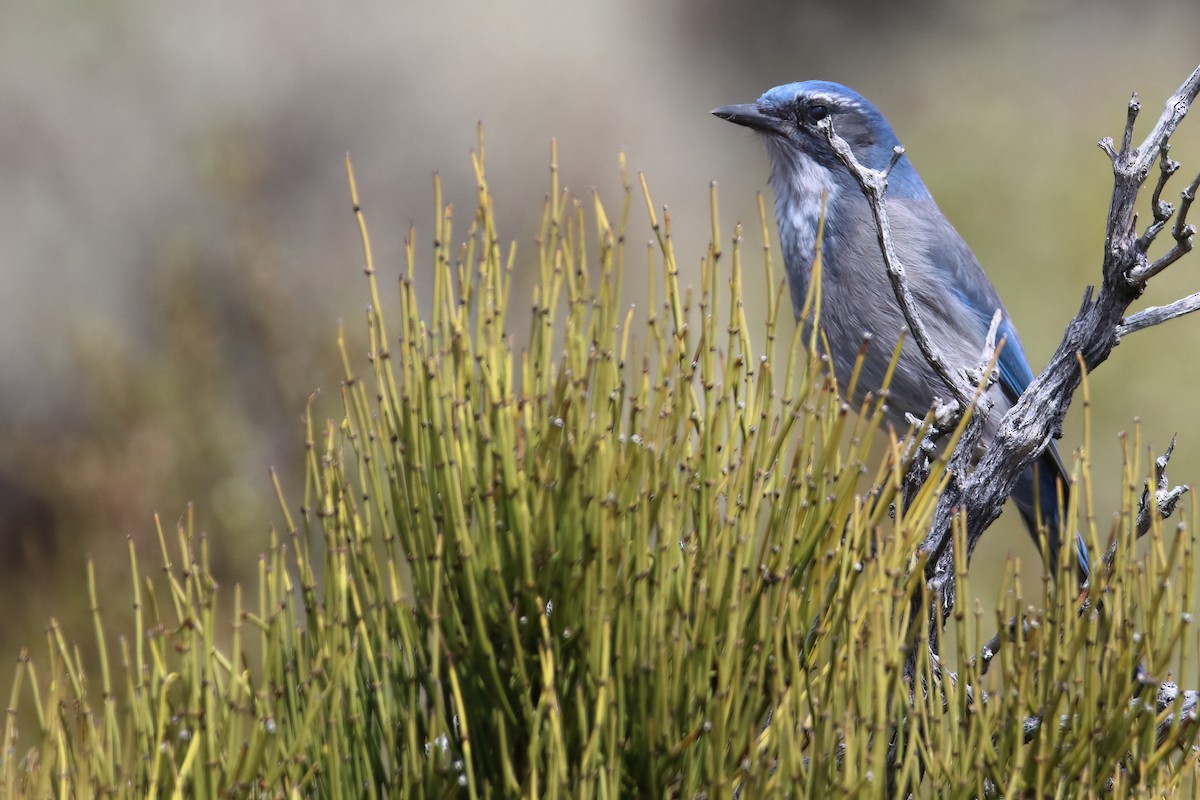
[714,81,929,199]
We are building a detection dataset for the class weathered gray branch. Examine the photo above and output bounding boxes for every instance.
[818,123,983,421]
[1118,291,1200,335]
[1120,435,1188,562]
[825,65,1200,702]
[929,64,1200,608]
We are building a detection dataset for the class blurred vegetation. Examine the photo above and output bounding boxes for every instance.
[0,141,1196,796]
[0,128,337,721]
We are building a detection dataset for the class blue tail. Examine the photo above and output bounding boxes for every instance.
[1012,442,1089,581]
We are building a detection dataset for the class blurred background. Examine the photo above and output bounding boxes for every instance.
[2,0,1199,686]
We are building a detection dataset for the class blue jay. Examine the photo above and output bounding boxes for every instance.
[714,81,1089,580]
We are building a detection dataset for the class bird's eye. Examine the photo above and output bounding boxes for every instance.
[805,104,829,123]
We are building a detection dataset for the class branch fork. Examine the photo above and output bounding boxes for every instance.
[820,65,1200,693]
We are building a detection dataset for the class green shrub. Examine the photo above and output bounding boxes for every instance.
[2,138,1196,798]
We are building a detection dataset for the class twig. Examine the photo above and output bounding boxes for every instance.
[817,121,979,418]
[1102,435,1190,569]
[1131,164,1200,283]
[1118,291,1200,335]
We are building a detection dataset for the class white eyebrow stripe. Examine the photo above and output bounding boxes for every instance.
[799,92,862,113]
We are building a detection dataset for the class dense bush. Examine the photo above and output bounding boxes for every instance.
[2,142,1195,798]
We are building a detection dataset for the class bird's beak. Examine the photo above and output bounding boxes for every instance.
[712,104,787,136]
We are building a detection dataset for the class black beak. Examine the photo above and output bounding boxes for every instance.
[712,104,787,135]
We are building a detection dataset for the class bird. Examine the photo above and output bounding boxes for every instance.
[713,81,1089,580]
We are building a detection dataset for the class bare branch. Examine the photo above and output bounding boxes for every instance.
[1119,291,1200,335]
[1100,66,1200,294]
[933,65,1200,583]
[1140,236,1195,282]
[1131,150,1180,259]
[817,119,979,419]
[1140,170,1200,280]
[1129,66,1200,176]
[1130,161,1199,284]
[1172,169,1200,241]
[1136,443,1189,539]
[1120,94,1140,160]
[849,65,1200,661]
[1095,437,1191,571]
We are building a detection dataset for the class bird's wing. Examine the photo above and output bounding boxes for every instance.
[913,208,1034,402]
